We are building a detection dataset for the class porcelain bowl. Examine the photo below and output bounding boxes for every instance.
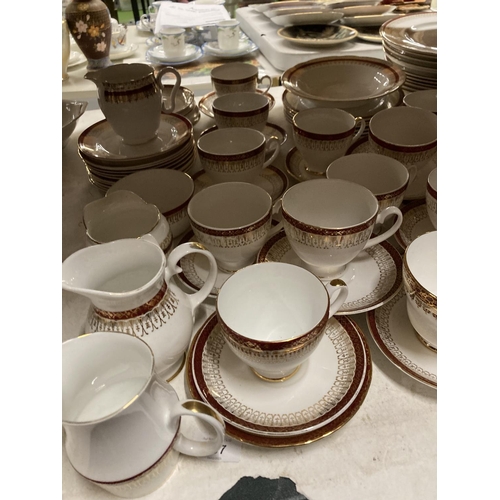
[281,56,406,107]
[62,100,88,148]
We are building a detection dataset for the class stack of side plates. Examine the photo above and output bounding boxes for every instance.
[78,113,195,193]
[380,12,437,92]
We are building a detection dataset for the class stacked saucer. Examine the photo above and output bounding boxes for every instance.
[78,113,195,193]
[380,12,437,92]
[185,312,372,447]
[281,56,405,136]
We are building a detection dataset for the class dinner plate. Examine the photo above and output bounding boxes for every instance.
[187,312,372,444]
[109,43,138,61]
[78,114,193,163]
[264,5,327,18]
[277,24,358,47]
[202,39,258,58]
[198,89,275,118]
[252,1,322,13]
[342,13,401,27]
[146,44,203,65]
[380,12,437,56]
[271,11,344,27]
[257,230,403,315]
[355,26,382,43]
[331,5,396,16]
[281,56,406,104]
[394,200,434,251]
[366,289,437,388]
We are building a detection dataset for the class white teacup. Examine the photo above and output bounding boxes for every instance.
[160,27,186,58]
[292,108,365,175]
[369,106,437,171]
[402,231,437,351]
[62,332,225,498]
[188,182,282,272]
[281,179,403,279]
[217,19,240,51]
[326,153,410,212]
[216,262,348,381]
[197,127,280,184]
[426,167,437,229]
[212,92,270,132]
[107,170,195,238]
[211,62,272,96]
[110,18,127,51]
[83,190,173,253]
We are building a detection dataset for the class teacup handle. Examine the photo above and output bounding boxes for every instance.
[164,242,218,310]
[327,279,349,317]
[157,66,181,114]
[365,206,403,249]
[352,117,366,143]
[257,74,272,94]
[263,137,280,168]
[170,399,225,457]
[407,164,418,185]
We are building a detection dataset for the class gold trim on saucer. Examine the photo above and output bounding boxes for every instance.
[166,352,186,383]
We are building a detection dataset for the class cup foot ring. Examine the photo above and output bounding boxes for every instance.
[251,365,300,383]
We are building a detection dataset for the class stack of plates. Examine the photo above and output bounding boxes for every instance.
[380,12,437,92]
[78,113,195,193]
[281,56,406,135]
[185,312,372,447]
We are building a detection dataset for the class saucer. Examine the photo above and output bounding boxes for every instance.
[146,44,203,65]
[277,24,358,47]
[346,138,437,200]
[202,39,258,58]
[200,122,287,147]
[395,200,435,251]
[257,231,403,315]
[109,43,138,60]
[199,90,275,119]
[68,51,86,68]
[186,313,372,445]
[285,147,326,182]
[366,289,437,388]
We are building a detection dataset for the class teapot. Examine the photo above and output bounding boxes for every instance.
[85,63,181,145]
[63,331,225,498]
[61,236,218,380]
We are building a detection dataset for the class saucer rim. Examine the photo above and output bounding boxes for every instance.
[199,90,276,119]
[146,44,203,65]
[256,230,403,315]
[109,43,139,61]
[366,288,437,388]
[199,122,287,146]
[394,199,433,250]
[185,312,372,446]
[202,39,258,57]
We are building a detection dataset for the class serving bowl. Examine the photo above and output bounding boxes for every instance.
[281,56,406,107]
[62,99,88,148]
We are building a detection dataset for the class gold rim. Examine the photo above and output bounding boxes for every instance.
[166,352,186,383]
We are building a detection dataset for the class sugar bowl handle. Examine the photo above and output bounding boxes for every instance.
[157,66,182,114]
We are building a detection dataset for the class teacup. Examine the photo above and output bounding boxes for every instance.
[326,153,410,212]
[83,190,173,253]
[107,170,195,238]
[292,108,365,175]
[402,231,437,351]
[188,182,282,272]
[426,167,437,229]
[280,179,403,279]
[369,106,437,170]
[62,332,225,498]
[217,19,240,51]
[160,27,186,58]
[216,262,348,381]
[212,92,270,132]
[139,2,159,31]
[197,127,280,184]
[110,18,127,51]
[211,62,272,96]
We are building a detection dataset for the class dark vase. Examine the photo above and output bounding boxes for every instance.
[65,0,112,71]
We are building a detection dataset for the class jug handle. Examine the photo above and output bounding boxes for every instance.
[157,66,181,114]
[164,242,218,311]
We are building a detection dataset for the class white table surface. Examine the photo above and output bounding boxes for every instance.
[62,86,436,500]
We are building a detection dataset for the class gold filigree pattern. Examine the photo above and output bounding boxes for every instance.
[402,259,437,315]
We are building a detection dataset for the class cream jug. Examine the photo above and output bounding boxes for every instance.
[85,63,181,145]
[63,332,225,498]
[61,236,217,380]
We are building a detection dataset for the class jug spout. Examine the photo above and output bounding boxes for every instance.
[62,238,166,312]
[84,70,100,85]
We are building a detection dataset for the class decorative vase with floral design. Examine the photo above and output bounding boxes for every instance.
[65,0,112,70]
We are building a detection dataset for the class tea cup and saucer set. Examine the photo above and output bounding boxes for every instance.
[202,19,258,58]
[146,27,203,65]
